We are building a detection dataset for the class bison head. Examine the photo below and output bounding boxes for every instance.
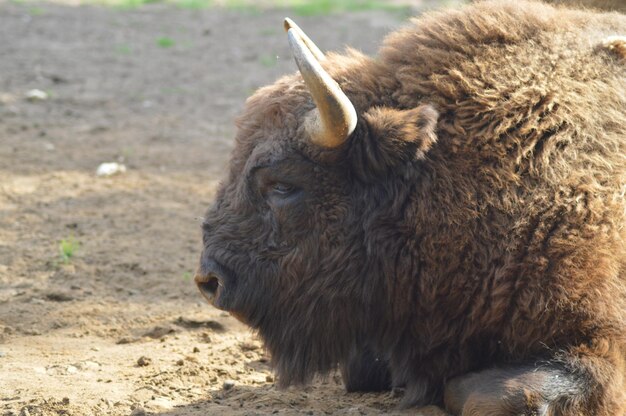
[196,19,438,386]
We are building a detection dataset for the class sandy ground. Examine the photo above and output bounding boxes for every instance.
[0,1,454,414]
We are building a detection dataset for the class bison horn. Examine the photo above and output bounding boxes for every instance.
[284,18,357,148]
[283,17,326,61]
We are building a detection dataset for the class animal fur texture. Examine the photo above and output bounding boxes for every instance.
[197,1,626,414]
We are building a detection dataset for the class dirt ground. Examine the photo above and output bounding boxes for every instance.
[0,1,458,414]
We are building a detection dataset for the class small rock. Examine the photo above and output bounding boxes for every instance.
[175,317,225,331]
[265,374,274,382]
[142,325,175,339]
[239,340,261,351]
[130,407,147,416]
[391,386,405,398]
[176,359,184,366]
[61,397,70,405]
[145,397,173,410]
[0,351,6,358]
[136,356,152,367]
[26,89,48,101]
[44,73,68,84]
[96,162,127,177]
[77,360,100,371]
[117,337,139,345]
[66,365,78,374]
[192,346,200,353]
[45,292,74,302]
[223,380,235,390]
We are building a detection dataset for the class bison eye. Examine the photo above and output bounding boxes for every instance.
[271,182,296,196]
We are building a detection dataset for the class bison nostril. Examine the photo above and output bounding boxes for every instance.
[195,274,221,302]
[195,259,234,309]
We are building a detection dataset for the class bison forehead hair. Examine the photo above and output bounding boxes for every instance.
[197,0,626,413]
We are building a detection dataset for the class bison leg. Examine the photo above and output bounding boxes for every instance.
[444,345,625,415]
[443,365,573,415]
[340,344,391,392]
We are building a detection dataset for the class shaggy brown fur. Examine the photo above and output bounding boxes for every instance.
[196,1,626,414]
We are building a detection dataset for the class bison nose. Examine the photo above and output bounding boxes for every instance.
[194,258,226,305]
[194,271,222,303]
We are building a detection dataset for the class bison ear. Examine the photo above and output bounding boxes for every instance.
[351,104,438,180]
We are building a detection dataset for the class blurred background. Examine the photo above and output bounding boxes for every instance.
[0,0,462,414]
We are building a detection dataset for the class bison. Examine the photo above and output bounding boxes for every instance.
[195,1,626,414]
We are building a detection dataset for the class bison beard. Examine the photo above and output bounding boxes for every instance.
[196,1,626,415]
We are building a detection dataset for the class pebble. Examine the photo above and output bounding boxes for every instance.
[78,360,100,371]
[239,340,261,351]
[145,397,173,410]
[176,359,184,366]
[117,337,139,345]
[136,356,152,367]
[96,162,127,177]
[45,292,74,302]
[25,89,48,101]
[142,325,175,339]
[223,380,235,390]
[391,386,405,398]
[192,346,200,353]
[130,407,147,416]
[265,374,274,382]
